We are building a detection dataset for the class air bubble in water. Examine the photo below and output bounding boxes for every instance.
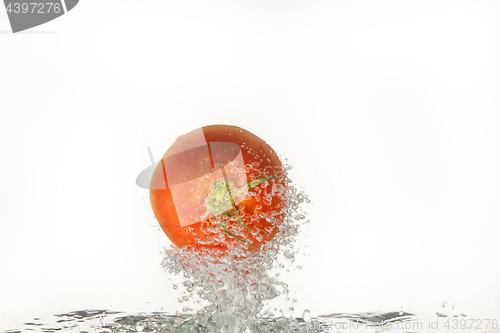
[302,309,312,322]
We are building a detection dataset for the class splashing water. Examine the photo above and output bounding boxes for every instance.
[160,161,310,332]
[4,309,430,333]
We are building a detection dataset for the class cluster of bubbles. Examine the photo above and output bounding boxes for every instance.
[161,161,311,332]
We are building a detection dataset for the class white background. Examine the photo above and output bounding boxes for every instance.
[1,0,500,328]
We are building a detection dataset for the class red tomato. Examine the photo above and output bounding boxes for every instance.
[149,125,288,252]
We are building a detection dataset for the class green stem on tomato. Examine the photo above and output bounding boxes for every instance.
[220,220,246,242]
[221,174,251,236]
[222,210,250,237]
[232,208,250,235]
[244,175,284,191]
[205,175,285,242]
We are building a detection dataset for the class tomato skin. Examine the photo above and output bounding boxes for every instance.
[149,125,287,252]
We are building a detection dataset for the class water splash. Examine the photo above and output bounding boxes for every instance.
[159,162,310,332]
[3,309,428,333]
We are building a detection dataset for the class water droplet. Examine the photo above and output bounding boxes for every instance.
[302,309,312,322]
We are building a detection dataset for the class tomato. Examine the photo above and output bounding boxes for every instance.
[149,125,288,252]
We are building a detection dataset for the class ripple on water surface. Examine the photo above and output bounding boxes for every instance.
[7,310,485,333]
